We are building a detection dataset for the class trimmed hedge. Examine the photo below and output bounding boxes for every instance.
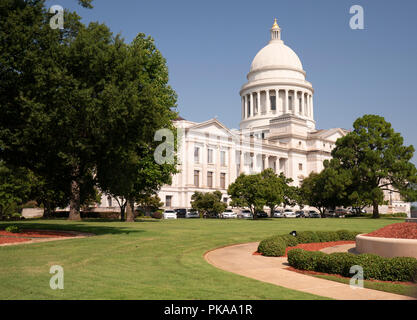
[257,230,361,257]
[287,249,417,282]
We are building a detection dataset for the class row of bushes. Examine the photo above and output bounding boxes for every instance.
[257,230,361,257]
[287,249,417,282]
[346,212,408,218]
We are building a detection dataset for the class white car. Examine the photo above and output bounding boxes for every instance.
[238,210,253,219]
[272,210,284,218]
[185,209,199,218]
[163,210,177,219]
[283,209,296,218]
[221,209,237,219]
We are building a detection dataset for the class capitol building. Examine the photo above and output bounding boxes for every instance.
[155,19,410,214]
[158,19,349,209]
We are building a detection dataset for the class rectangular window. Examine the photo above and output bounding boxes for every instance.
[207,171,213,188]
[207,149,214,164]
[194,147,200,163]
[299,163,303,171]
[194,170,200,187]
[220,173,226,189]
[165,195,172,207]
[220,150,226,166]
[288,96,293,110]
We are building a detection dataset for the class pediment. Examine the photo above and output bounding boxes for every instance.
[187,119,235,138]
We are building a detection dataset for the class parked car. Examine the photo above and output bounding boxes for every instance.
[175,208,187,218]
[325,210,336,218]
[306,210,317,218]
[272,210,284,218]
[185,209,199,218]
[163,209,177,219]
[238,210,253,219]
[220,209,237,219]
[283,209,296,218]
[335,208,347,218]
[255,211,268,218]
[295,210,306,218]
[204,211,219,219]
[310,212,321,218]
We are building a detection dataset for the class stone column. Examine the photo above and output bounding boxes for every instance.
[240,151,244,174]
[266,90,270,114]
[293,90,297,115]
[256,91,262,114]
[311,95,314,119]
[284,89,288,114]
[241,97,245,119]
[301,92,305,116]
[250,93,253,118]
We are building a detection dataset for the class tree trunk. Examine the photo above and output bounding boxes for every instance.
[43,201,52,219]
[68,179,81,220]
[372,200,380,219]
[126,199,135,222]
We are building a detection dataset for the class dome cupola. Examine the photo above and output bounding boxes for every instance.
[239,19,315,131]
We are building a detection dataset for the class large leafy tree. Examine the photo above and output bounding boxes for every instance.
[1,1,178,221]
[331,115,417,218]
[258,169,285,214]
[0,0,102,220]
[0,162,35,219]
[300,160,351,216]
[191,191,227,217]
[228,173,265,217]
[95,33,178,222]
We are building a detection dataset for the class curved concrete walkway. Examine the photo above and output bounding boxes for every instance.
[204,242,416,300]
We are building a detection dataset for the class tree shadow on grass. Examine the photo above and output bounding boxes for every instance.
[0,220,145,236]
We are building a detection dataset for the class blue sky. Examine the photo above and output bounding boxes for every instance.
[49,0,417,165]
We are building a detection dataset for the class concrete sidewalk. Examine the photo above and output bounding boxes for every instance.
[204,242,416,300]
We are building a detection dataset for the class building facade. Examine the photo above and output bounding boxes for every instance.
[158,20,349,209]
[97,19,410,215]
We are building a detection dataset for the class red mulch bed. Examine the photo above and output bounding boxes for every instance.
[253,241,355,257]
[0,237,31,245]
[365,222,417,239]
[285,266,417,286]
[0,229,77,245]
[0,230,76,238]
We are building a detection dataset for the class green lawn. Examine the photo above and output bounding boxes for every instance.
[0,217,404,300]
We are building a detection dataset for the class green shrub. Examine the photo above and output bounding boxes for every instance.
[5,225,21,233]
[316,231,339,242]
[296,231,320,243]
[279,234,299,247]
[325,252,357,276]
[355,253,385,280]
[257,237,286,257]
[381,257,417,282]
[151,211,163,219]
[287,249,417,282]
[287,249,326,271]
[336,230,360,241]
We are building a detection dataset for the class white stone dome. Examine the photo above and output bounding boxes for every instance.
[250,41,303,72]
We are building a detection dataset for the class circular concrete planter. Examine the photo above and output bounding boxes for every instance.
[356,234,417,259]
